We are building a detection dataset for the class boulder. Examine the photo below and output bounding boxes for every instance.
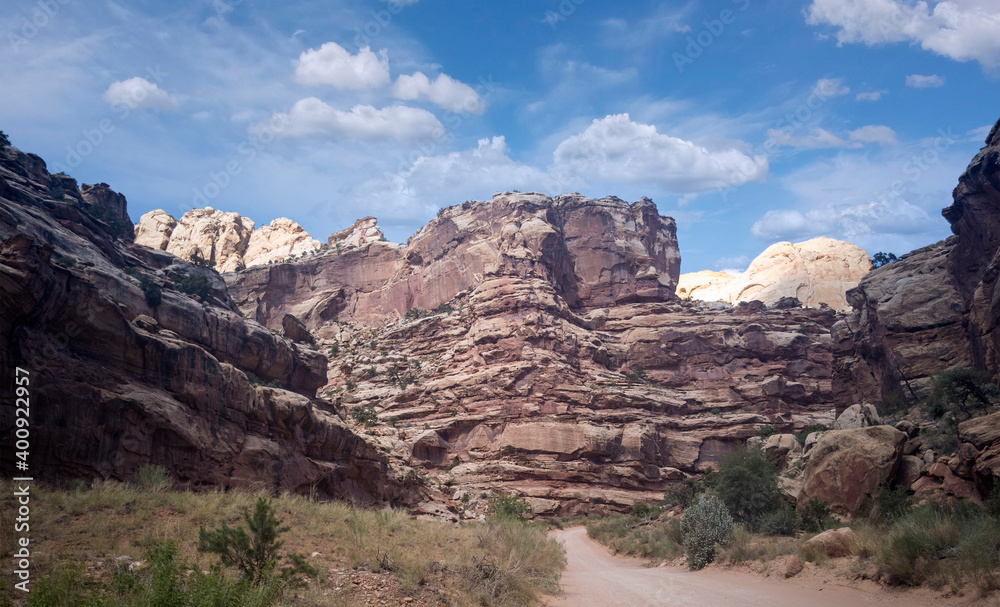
[896,455,924,488]
[802,527,857,558]
[832,403,881,430]
[282,313,314,344]
[763,433,802,468]
[784,555,804,578]
[799,426,906,514]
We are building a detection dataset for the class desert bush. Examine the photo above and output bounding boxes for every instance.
[350,405,378,427]
[486,491,531,521]
[714,446,785,532]
[757,503,798,536]
[799,498,834,533]
[137,464,171,492]
[585,516,682,561]
[175,272,213,301]
[0,130,9,146]
[461,518,564,606]
[662,477,705,509]
[794,424,827,445]
[865,487,913,527]
[630,502,663,519]
[927,367,998,420]
[198,497,317,588]
[140,276,162,308]
[624,365,648,382]
[681,494,733,570]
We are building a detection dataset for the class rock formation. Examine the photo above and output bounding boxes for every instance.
[0,142,422,506]
[229,192,681,329]
[134,209,322,272]
[677,237,872,311]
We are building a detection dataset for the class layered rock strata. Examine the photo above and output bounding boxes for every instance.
[0,143,421,506]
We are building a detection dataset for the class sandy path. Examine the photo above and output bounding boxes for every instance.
[547,527,977,607]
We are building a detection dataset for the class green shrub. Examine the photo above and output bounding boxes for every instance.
[714,446,785,532]
[0,130,9,147]
[757,504,797,536]
[871,252,898,268]
[866,487,913,527]
[624,365,648,382]
[755,424,779,439]
[794,424,828,445]
[585,516,681,561]
[435,303,454,314]
[27,565,111,606]
[681,494,733,570]
[927,367,999,420]
[190,252,216,268]
[328,342,339,357]
[140,276,162,308]
[175,272,213,301]
[486,491,531,521]
[198,497,317,587]
[630,502,663,519]
[351,405,378,427]
[662,477,707,509]
[799,498,833,533]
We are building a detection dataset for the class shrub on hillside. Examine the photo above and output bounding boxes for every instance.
[175,272,213,301]
[681,494,733,570]
[198,497,317,588]
[714,446,786,532]
[486,491,531,521]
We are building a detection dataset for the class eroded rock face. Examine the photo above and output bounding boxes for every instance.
[229,192,681,330]
[677,238,872,311]
[328,216,384,249]
[134,209,322,272]
[0,145,421,507]
[835,118,1000,406]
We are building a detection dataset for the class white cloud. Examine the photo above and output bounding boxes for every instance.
[856,89,887,101]
[551,114,768,192]
[101,77,178,110]
[361,136,560,212]
[813,77,850,97]
[294,43,390,90]
[848,125,898,146]
[766,125,898,149]
[262,97,443,141]
[906,73,945,88]
[806,0,1000,68]
[391,72,485,114]
[766,128,846,149]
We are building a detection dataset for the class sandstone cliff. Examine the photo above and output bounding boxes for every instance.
[228,192,681,329]
[134,208,322,272]
[836,119,1000,404]
[0,143,422,506]
[677,237,872,311]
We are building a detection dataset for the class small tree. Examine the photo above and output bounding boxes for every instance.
[871,252,898,268]
[714,446,785,532]
[928,367,998,420]
[681,495,733,570]
[198,497,316,587]
[0,130,10,146]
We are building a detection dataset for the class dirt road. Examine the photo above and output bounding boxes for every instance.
[547,527,976,607]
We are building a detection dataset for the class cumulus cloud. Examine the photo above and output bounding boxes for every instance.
[806,0,1000,68]
[294,43,390,90]
[262,97,443,141]
[813,77,850,97]
[552,114,768,192]
[391,72,485,114]
[906,73,945,88]
[750,198,933,243]
[101,77,178,110]
[856,89,887,101]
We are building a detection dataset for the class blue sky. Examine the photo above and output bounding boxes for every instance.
[2,0,998,272]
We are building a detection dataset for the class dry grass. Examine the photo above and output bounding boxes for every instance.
[0,479,564,607]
